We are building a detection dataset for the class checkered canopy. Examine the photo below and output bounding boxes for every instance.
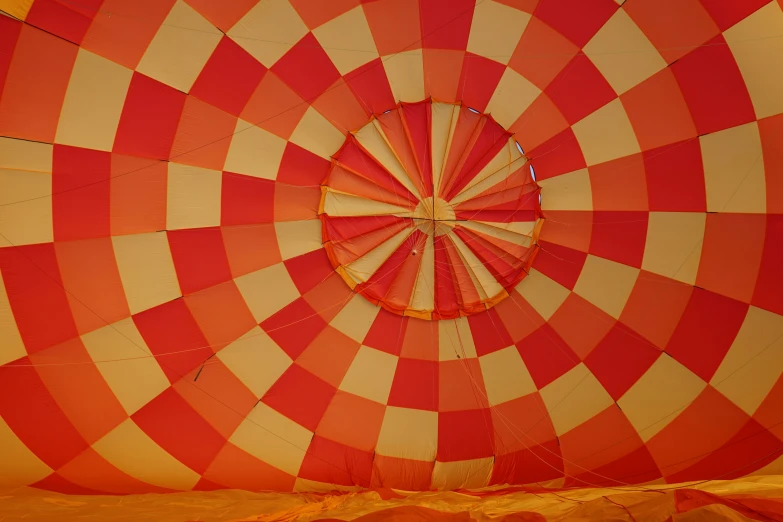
[1,0,783,496]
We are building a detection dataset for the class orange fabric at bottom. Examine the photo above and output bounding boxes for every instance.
[3,476,783,521]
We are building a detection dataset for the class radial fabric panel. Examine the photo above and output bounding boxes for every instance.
[0,0,782,499]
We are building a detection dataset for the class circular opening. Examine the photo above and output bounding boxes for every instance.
[319,100,543,320]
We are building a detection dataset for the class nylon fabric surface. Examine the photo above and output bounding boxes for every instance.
[0,0,783,516]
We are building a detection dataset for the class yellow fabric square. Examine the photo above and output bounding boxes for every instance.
[229,402,312,476]
[572,99,640,166]
[382,50,425,102]
[166,162,222,230]
[617,355,706,442]
[700,122,766,213]
[136,0,222,92]
[339,346,398,404]
[584,9,666,94]
[725,2,783,119]
[642,212,705,286]
[479,346,537,405]
[432,458,493,490]
[573,254,639,319]
[112,232,181,314]
[0,269,25,366]
[376,406,437,461]
[516,269,569,321]
[234,263,300,322]
[81,318,169,416]
[711,306,783,415]
[0,416,51,490]
[224,119,287,179]
[0,168,52,247]
[217,326,292,398]
[56,49,132,151]
[274,220,323,260]
[330,294,380,344]
[537,168,593,211]
[289,106,345,159]
[485,67,540,130]
[228,0,309,67]
[93,419,200,491]
[539,363,614,436]
[467,0,531,64]
[313,6,378,75]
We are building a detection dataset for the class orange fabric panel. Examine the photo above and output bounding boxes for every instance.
[696,213,766,304]
[29,338,127,445]
[55,238,130,336]
[81,0,175,69]
[0,24,77,142]
[110,155,168,236]
[221,224,281,278]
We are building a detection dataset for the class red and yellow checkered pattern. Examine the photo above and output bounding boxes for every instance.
[1,0,783,496]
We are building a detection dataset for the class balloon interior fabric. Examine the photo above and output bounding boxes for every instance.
[1,0,783,520]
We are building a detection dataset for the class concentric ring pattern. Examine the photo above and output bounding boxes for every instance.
[0,0,782,497]
[321,100,542,320]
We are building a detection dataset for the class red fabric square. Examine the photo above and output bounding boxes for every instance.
[113,73,187,160]
[534,0,618,47]
[271,33,341,101]
[261,364,335,431]
[665,288,748,382]
[437,409,495,461]
[32,474,107,496]
[261,298,328,359]
[646,387,749,479]
[753,215,783,315]
[168,227,232,295]
[545,54,616,124]
[0,359,88,469]
[133,299,211,383]
[132,387,225,474]
[528,128,586,180]
[584,323,661,400]
[52,145,110,242]
[468,309,514,356]
[0,244,77,353]
[344,58,396,114]
[456,54,506,113]
[26,0,101,45]
[220,172,275,226]
[0,16,22,102]
[363,308,408,356]
[532,240,588,290]
[668,418,782,482]
[643,139,707,212]
[671,35,756,135]
[420,0,475,50]
[388,358,438,411]
[698,0,773,31]
[190,36,267,116]
[570,444,661,487]
[276,142,331,187]
[491,440,564,485]
[588,211,649,268]
[516,324,580,389]
[284,248,334,295]
[298,435,374,487]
